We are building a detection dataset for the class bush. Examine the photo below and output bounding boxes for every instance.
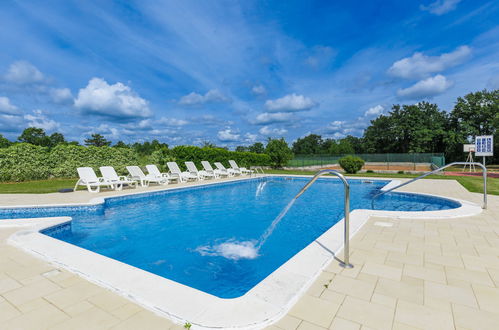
[366,170,374,173]
[338,156,365,174]
[265,138,293,168]
[398,170,404,174]
[0,144,51,181]
[169,146,270,171]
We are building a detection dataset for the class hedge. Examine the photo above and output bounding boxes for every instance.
[169,146,271,171]
[0,144,270,182]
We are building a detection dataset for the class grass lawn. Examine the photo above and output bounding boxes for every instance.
[0,171,497,196]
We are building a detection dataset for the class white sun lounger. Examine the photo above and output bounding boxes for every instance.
[146,164,178,184]
[229,160,253,175]
[185,161,215,180]
[74,167,112,193]
[201,161,226,178]
[100,166,137,191]
[167,162,198,182]
[126,166,167,187]
[214,162,238,176]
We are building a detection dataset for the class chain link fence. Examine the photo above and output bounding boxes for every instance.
[288,153,446,168]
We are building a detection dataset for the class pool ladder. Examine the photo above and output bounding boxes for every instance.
[371,162,488,209]
[294,169,354,268]
[250,166,265,177]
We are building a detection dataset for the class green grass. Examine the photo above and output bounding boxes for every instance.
[0,178,78,194]
[265,169,499,196]
[0,171,497,196]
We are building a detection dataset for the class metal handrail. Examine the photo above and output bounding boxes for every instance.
[294,169,353,268]
[250,166,265,177]
[372,162,487,209]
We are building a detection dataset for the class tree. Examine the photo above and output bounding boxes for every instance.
[235,146,248,152]
[84,133,111,147]
[114,141,129,148]
[448,89,499,162]
[248,142,265,154]
[49,132,65,147]
[201,141,217,148]
[292,134,324,154]
[265,138,293,168]
[0,134,12,148]
[18,127,51,146]
[362,102,448,154]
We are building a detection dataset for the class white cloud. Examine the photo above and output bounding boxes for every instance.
[244,133,258,143]
[24,109,60,131]
[397,74,453,99]
[420,0,461,15]
[388,46,471,79]
[0,114,24,132]
[252,112,293,125]
[217,128,240,142]
[251,85,266,95]
[4,61,45,84]
[87,123,120,139]
[74,78,151,119]
[259,126,288,136]
[305,45,336,69]
[265,93,317,112]
[0,96,19,115]
[364,105,384,117]
[157,117,189,126]
[178,89,230,105]
[50,88,73,104]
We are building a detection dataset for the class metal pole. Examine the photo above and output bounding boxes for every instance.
[294,169,353,268]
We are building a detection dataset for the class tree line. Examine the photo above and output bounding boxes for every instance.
[290,89,498,163]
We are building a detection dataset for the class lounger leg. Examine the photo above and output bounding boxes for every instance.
[73,180,81,192]
[87,184,100,193]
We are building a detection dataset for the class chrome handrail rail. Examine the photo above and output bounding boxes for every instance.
[371,162,487,209]
[294,169,353,268]
[250,166,265,177]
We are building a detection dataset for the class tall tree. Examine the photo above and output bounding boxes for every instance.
[265,138,294,168]
[292,134,324,154]
[84,133,111,147]
[49,132,65,147]
[18,127,51,146]
[448,89,499,162]
[0,134,12,148]
[248,142,265,154]
[235,146,248,152]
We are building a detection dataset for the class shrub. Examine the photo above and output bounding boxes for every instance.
[0,143,51,181]
[398,170,404,174]
[366,170,374,173]
[338,156,365,174]
[265,138,293,168]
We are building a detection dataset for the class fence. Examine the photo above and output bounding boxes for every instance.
[288,153,446,168]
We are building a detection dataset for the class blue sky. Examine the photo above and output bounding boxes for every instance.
[0,0,498,148]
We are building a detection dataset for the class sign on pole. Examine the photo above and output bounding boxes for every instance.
[475,135,494,156]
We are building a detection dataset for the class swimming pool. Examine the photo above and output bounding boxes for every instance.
[3,176,459,299]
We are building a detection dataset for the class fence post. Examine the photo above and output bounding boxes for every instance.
[387,153,389,170]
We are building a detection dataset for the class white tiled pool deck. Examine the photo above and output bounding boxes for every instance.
[0,176,498,329]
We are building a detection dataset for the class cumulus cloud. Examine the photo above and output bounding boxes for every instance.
[388,46,470,79]
[50,88,73,104]
[259,126,288,136]
[364,105,384,117]
[252,112,293,125]
[24,109,60,131]
[251,85,266,95]
[397,74,453,99]
[4,61,45,84]
[157,117,189,126]
[217,128,240,142]
[265,93,317,112]
[420,0,461,15]
[322,120,365,138]
[74,78,151,119]
[0,114,24,132]
[178,89,230,105]
[244,133,258,143]
[0,96,19,115]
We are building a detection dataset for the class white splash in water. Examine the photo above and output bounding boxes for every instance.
[196,240,259,260]
[256,198,296,249]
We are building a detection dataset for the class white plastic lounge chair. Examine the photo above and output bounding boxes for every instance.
[201,161,226,178]
[214,162,238,176]
[185,161,215,180]
[229,160,253,175]
[74,167,111,193]
[146,164,178,184]
[126,166,167,187]
[167,162,198,182]
[99,166,137,191]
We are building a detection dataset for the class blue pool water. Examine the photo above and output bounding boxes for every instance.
[1,177,459,298]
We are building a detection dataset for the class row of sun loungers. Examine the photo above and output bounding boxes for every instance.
[74,161,254,193]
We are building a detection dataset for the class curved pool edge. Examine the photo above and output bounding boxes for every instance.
[2,176,483,329]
